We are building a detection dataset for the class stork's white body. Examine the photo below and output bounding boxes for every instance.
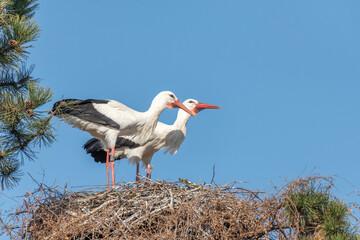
[124,107,191,168]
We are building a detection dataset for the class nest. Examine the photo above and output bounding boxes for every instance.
[1,176,355,239]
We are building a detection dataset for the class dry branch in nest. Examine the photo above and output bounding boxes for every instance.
[1,176,357,239]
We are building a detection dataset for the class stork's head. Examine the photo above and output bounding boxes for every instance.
[153,91,195,117]
[182,99,221,116]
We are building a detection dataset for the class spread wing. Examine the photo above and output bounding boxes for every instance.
[53,99,143,132]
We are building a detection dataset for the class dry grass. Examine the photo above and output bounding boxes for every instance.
[1,176,358,239]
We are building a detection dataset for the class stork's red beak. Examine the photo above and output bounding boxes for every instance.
[193,102,221,115]
[195,103,221,109]
[170,100,196,117]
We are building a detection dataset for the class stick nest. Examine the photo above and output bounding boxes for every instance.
[1,176,357,239]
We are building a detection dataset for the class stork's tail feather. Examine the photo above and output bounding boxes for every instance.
[83,138,103,153]
[83,138,107,163]
[115,137,140,149]
[90,150,108,164]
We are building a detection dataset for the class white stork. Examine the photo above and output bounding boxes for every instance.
[83,99,220,181]
[53,91,195,187]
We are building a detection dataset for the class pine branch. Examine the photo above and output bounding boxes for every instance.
[0,81,54,154]
[0,0,44,190]
[0,75,29,87]
[7,0,39,19]
[0,81,55,189]
[0,64,36,93]
[2,109,58,156]
[0,15,40,67]
[283,178,357,238]
[0,157,21,190]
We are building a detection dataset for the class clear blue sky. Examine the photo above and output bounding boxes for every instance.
[1,0,360,217]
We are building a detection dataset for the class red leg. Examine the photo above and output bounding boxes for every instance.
[136,163,140,182]
[111,161,115,186]
[146,164,150,178]
[110,146,115,186]
[106,148,110,189]
[149,165,153,179]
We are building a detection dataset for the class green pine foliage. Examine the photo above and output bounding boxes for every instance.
[6,0,39,18]
[0,1,40,67]
[0,0,55,190]
[284,179,357,239]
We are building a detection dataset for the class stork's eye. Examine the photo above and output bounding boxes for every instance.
[169,94,175,99]
[188,100,194,104]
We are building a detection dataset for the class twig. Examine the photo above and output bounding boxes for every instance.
[168,188,174,210]
[211,163,216,184]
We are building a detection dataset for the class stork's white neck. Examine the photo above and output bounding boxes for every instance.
[144,99,168,122]
[173,109,191,132]
[137,98,169,144]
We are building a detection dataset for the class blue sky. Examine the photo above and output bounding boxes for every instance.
[1,0,360,220]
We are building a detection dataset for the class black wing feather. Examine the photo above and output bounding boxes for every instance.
[53,99,120,129]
